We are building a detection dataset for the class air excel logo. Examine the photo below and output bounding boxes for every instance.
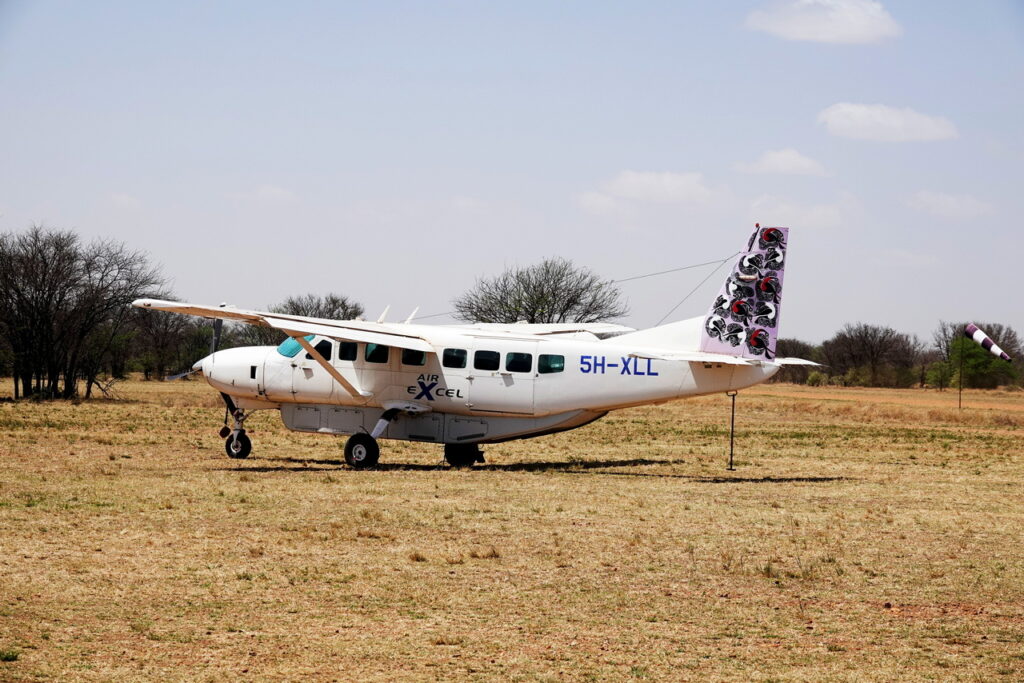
[407,374,464,401]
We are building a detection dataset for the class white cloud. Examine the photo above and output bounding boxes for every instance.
[906,190,993,220]
[576,190,624,217]
[735,148,826,176]
[589,170,713,207]
[448,195,487,213]
[818,103,957,142]
[229,184,297,203]
[746,0,901,44]
[581,169,716,214]
[110,192,142,209]
[750,194,842,229]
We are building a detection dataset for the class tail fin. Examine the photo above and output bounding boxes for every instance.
[700,225,788,360]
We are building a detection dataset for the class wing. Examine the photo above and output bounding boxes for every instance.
[132,299,435,353]
[450,322,637,339]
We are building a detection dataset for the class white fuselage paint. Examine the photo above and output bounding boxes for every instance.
[199,327,779,445]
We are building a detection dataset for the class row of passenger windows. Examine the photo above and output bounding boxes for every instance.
[285,337,564,374]
[442,349,565,374]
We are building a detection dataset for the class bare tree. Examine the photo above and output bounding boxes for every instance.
[453,257,628,324]
[821,323,910,386]
[132,291,192,379]
[0,226,163,398]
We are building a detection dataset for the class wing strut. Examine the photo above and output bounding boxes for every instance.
[293,335,371,400]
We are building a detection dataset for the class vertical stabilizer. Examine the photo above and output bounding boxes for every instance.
[700,225,788,360]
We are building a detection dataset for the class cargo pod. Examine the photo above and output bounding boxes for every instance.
[467,340,537,414]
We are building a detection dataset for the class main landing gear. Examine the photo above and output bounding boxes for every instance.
[342,407,401,469]
[341,437,485,469]
[220,393,251,459]
[444,443,484,468]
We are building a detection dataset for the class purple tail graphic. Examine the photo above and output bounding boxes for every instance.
[965,323,1013,362]
[700,225,788,360]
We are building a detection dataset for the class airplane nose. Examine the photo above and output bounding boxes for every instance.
[193,354,213,373]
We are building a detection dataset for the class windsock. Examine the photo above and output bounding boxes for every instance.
[964,323,1013,362]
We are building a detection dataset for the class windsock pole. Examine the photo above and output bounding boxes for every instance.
[958,335,965,411]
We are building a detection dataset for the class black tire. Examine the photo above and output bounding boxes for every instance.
[225,431,252,459]
[344,433,380,469]
[444,443,481,468]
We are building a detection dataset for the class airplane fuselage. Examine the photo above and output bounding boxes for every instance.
[201,326,778,446]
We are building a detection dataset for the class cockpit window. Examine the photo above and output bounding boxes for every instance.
[277,335,315,358]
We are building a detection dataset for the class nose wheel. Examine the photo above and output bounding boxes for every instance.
[344,433,380,469]
[220,392,252,459]
[225,431,252,459]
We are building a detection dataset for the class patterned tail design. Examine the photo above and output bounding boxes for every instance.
[700,225,788,360]
[964,323,1013,362]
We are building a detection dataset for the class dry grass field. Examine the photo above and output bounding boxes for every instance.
[1,378,1023,681]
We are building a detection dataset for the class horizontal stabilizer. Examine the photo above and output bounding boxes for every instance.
[630,350,759,366]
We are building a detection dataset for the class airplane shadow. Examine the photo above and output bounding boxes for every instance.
[213,455,850,483]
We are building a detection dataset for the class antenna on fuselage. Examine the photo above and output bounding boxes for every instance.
[376,305,390,324]
[403,307,419,324]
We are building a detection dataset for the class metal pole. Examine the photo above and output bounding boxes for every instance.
[727,391,737,471]
[958,335,965,411]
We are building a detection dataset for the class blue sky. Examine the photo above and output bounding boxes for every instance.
[1,1,1022,342]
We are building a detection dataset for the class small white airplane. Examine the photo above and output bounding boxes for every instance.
[134,225,812,468]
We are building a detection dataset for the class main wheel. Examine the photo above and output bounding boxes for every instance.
[444,443,481,468]
[225,431,252,459]
[344,433,380,469]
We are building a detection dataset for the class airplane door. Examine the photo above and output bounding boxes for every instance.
[468,341,537,414]
[263,353,295,402]
[291,339,336,403]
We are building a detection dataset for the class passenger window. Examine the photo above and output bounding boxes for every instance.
[402,348,426,366]
[443,348,467,369]
[338,342,357,361]
[306,339,333,361]
[473,350,500,371]
[505,352,533,373]
[538,354,565,374]
[365,343,389,363]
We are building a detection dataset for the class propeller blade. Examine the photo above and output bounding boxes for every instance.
[164,368,198,381]
[209,318,224,355]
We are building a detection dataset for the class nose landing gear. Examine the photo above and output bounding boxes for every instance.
[225,430,252,459]
[220,393,252,459]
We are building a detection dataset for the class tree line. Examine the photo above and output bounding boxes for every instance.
[775,321,1019,389]
[0,226,364,398]
[0,225,1018,398]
